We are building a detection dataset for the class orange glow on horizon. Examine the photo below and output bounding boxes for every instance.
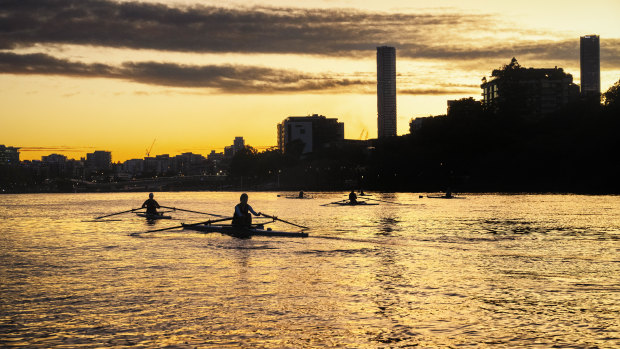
[2,0,619,162]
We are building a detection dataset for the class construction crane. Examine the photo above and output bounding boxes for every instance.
[146,138,156,157]
[359,129,368,140]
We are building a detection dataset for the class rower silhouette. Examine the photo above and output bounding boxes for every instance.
[142,193,161,215]
[349,190,358,204]
[233,193,261,227]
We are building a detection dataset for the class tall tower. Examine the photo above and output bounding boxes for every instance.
[377,46,396,138]
[580,35,600,97]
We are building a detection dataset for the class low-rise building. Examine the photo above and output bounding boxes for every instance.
[0,145,20,165]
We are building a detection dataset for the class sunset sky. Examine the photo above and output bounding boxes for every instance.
[2,0,619,162]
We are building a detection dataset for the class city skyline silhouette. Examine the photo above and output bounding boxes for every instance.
[1,0,619,162]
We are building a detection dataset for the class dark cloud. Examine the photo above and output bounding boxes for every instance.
[399,88,477,95]
[0,52,372,93]
[1,1,619,67]
[397,39,619,67]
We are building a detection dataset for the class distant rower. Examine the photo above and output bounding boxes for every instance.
[233,193,261,227]
[349,190,358,204]
[142,193,161,215]
[298,191,304,198]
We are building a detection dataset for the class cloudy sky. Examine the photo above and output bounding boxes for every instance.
[2,0,619,161]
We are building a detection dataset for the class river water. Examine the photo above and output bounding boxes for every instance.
[1,192,619,348]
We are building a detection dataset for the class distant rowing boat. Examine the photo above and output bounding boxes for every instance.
[335,201,378,206]
[182,223,309,238]
[427,195,466,199]
[136,212,172,220]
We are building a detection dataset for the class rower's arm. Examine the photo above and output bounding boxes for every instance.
[248,205,260,216]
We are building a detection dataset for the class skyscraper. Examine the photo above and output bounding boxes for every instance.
[580,35,600,97]
[377,46,396,138]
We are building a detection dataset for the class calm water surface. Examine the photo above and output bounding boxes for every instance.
[1,192,619,348]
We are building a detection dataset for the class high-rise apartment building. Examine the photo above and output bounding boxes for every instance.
[480,62,579,117]
[377,46,397,138]
[580,35,600,97]
[277,114,344,154]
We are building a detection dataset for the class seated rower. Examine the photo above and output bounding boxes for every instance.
[349,190,358,204]
[298,190,304,198]
[142,193,161,215]
[445,188,453,198]
[233,193,261,227]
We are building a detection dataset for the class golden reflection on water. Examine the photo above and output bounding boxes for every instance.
[1,193,619,347]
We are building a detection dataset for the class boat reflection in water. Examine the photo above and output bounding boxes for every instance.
[1,192,619,347]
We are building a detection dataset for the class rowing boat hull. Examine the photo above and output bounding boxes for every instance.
[136,213,172,219]
[335,201,379,206]
[182,223,308,237]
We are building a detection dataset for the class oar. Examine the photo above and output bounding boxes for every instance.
[320,199,348,207]
[95,208,143,220]
[364,197,411,205]
[160,206,224,217]
[130,217,234,236]
[261,213,309,229]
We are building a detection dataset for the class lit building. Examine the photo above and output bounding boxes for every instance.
[377,46,397,138]
[0,145,20,165]
[580,35,600,97]
[277,114,344,154]
[481,59,579,117]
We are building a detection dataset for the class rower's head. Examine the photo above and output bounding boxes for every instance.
[240,193,248,203]
[149,192,154,199]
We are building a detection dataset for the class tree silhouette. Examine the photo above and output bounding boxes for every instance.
[602,79,620,108]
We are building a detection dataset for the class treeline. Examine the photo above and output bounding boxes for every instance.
[230,79,620,193]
